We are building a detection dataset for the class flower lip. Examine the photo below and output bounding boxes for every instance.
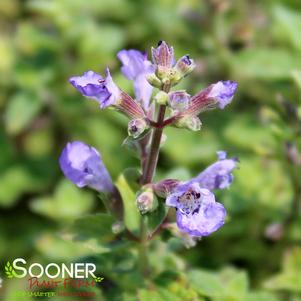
[193,150,238,190]
[166,182,227,237]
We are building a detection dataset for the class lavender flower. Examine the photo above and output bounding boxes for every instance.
[69,69,120,109]
[180,80,238,119]
[59,141,113,192]
[117,49,154,109]
[208,80,238,109]
[193,151,237,190]
[166,182,226,236]
[151,41,175,68]
[69,69,145,119]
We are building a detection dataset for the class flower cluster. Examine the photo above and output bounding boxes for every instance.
[60,41,238,242]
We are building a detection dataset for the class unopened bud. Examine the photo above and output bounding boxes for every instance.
[147,73,162,88]
[153,179,180,198]
[174,55,196,77]
[136,188,158,214]
[155,91,169,105]
[128,118,148,139]
[175,116,202,131]
[168,91,191,111]
[151,40,174,68]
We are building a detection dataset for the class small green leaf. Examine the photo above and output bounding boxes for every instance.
[62,213,119,254]
[5,92,42,135]
[144,200,168,237]
[115,169,141,235]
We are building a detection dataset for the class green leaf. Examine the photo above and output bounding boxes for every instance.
[272,5,301,51]
[63,213,119,254]
[5,92,42,135]
[231,48,301,80]
[30,179,94,222]
[264,247,301,292]
[144,200,168,237]
[188,270,223,297]
[115,169,141,235]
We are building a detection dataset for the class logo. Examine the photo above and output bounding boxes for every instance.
[4,258,104,298]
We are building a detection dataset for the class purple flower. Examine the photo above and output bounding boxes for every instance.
[207,80,238,109]
[173,81,238,124]
[166,182,226,236]
[168,91,191,111]
[69,69,145,119]
[59,141,114,192]
[69,69,120,109]
[117,50,154,109]
[193,151,237,190]
[151,41,175,68]
[175,55,196,77]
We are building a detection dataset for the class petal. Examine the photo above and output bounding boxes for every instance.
[208,80,238,109]
[59,141,113,192]
[194,152,237,190]
[133,74,153,109]
[176,201,226,237]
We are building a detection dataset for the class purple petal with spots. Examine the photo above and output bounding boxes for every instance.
[166,182,226,237]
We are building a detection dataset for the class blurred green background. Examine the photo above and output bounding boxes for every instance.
[1,0,301,300]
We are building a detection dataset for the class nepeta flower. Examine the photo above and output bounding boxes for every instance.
[59,141,113,192]
[194,151,237,190]
[166,182,226,236]
[69,69,145,119]
[208,80,238,109]
[69,69,119,109]
[181,80,238,118]
[117,50,154,109]
[151,41,175,68]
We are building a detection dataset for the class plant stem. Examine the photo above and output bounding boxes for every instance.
[141,83,170,184]
[141,105,166,184]
[138,216,149,276]
[138,83,170,276]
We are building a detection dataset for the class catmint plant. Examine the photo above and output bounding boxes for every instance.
[60,41,238,275]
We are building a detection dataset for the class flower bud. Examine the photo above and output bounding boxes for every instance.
[128,118,149,139]
[146,73,162,88]
[153,179,180,198]
[175,116,202,131]
[136,188,158,214]
[174,55,196,77]
[154,91,169,105]
[59,141,114,192]
[151,40,174,68]
[168,91,191,111]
